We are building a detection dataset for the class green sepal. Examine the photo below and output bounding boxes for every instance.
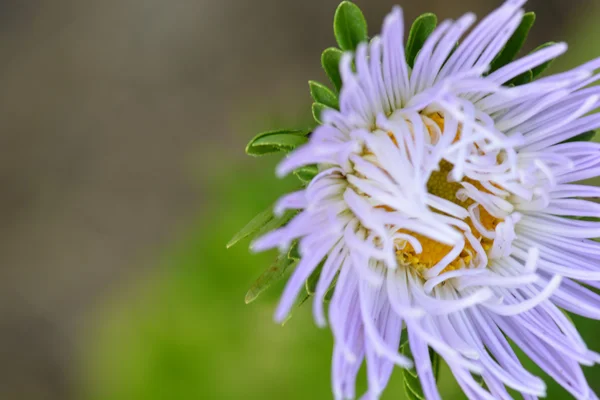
[281,291,311,326]
[312,102,332,124]
[489,12,536,73]
[255,210,298,243]
[531,42,557,79]
[245,129,310,156]
[509,42,558,85]
[324,274,338,301]
[405,13,437,68]
[561,130,596,144]
[294,165,319,184]
[561,308,575,325]
[322,47,344,92]
[227,207,296,249]
[288,240,301,261]
[305,263,323,295]
[309,80,339,109]
[401,341,441,400]
[333,1,368,52]
[509,69,533,86]
[226,206,273,248]
[245,255,296,304]
[475,374,488,390]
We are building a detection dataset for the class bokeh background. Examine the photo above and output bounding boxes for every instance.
[1,0,600,399]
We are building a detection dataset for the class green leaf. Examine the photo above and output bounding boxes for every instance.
[245,255,296,304]
[475,374,487,390]
[561,130,596,144]
[305,263,323,295]
[561,308,576,325]
[531,42,557,79]
[509,69,533,86]
[324,274,338,301]
[490,12,536,73]
[280,290,311,326]
[288,240,301,261]
[309,80,339,109]
[255,209,297,239]
[322,48,344,92]
[509,42,558,86]
[401,342,441,400]
[246,129,309,156]
[405,13,437,68]
[312,102,332,124]
[399,330,409,351]
[226,206,273,248]
[333,1,368,52]
[294,165,319,184]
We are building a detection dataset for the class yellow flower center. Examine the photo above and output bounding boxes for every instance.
[395,114,502,274]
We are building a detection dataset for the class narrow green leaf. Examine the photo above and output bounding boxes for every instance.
[333,1,368,51]
[561,308,576,325]
[431,350,441,381]
[401,342,441,400]
[399,330,409,351]
[490,12,536,73]
[322,48,344,92]
[294,165,319,184]
[305,263,323,295]
[324,274,339,301]
[507,42,558,86]
[405,13,437,68]
[531,42,557,79]
[246,129,309,156]
[281,290,311,326]
[255,209,297,238]
[475,374,487,389]
[227,206,273,248]
[288,240,301,261]
[562,130,596,144]
[312,102,332,124]
[309,80,339,109]
[245,256,295,304]
[509,69,533,86]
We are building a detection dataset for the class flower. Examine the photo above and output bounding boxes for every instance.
[252,0,600,398]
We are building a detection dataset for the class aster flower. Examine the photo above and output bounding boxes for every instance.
[233,1,600,398]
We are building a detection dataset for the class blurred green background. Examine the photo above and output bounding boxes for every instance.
[1,0,600,399]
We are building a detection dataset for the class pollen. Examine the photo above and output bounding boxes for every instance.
[395,114,502,275]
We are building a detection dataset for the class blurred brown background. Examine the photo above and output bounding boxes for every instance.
[0,0,595,398]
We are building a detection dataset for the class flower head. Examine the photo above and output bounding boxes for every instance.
[244,1,600,398]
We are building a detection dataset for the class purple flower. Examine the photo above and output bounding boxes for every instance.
[253,1,600,398]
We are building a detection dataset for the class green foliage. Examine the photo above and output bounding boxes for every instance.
[245,129,309,156]
[333,1,368,52]
[509,42,558,85]
[305,264,323,295]
[288,240,301,260]
[401,342,441,400]
[490,12,536,73]
[226,206,273,248]
[245,255,296,304]
[530,42,558,79]
[309,81,339,109]
[562,130,596,143]
[509,69,533,86]
[405,13,437,68]
[227,206,297,249]
[294,165,319,184]
[322,47,344,92]
[312,102,332,124]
